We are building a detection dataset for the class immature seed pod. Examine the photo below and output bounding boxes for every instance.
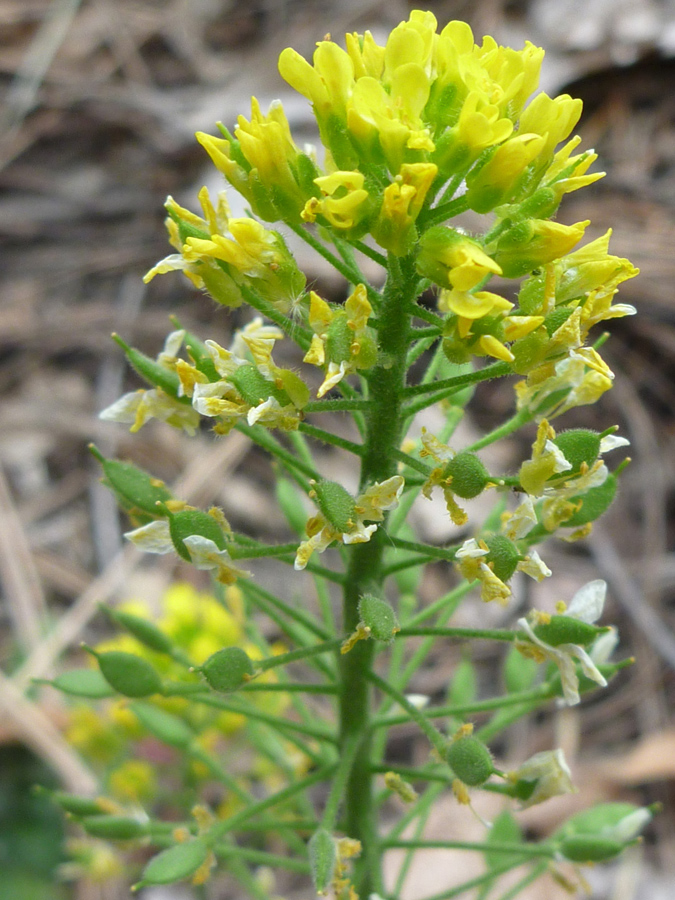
[358,595,399,643]
[82,815,146,840]
[559,834,624,863]
[137,840,210,887]
[483,534,520,582]
[130,702,194,749]
[444,736,494,786]
[442,451,490,499]
[168,509,227,562]
[51,792,105,817]
[102,607,174,656]
[96,650,163,698]
[313,480,356,533]
[90,447,174,518]
[533,615,604,648]
[308,829,337,895]
[553,429,601,474]
[229,363,289,407]
[201,647,255,693]
[544,306,574,336]
[564,475,617,527]
[49,668,116,699]
[325,313,353,364]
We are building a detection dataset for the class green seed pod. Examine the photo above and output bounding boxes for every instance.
[229,364,288,407]
[48,668,116,699]
[111,334,183,399]
[325,313,353,364]
[510,330,548,374]
[483,534,520,582]
[559,802,639,838]
[354,329,378,370]
[168,509,227,562]
[102,607,174,656]
[137,840,210,887]
[559,834,624,863]
[96,650,163,698]
[563,474,618,528]
[308,829,337,895]
[553,429,601,474]
[515,187,559,221]
[90,447,173,517]
[442,451,490,499]
[444,735,494,786]
[358,595,399,643]
[82,815,146,840]
[201,647,255,693]
[534,615,604,647]
[313,480,356,533]
[517,272,546,316]
[51,792,104,817]
[442,334,472,365]
[129,702,194,749]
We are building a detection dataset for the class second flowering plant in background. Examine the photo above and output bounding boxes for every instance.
[49,10,655,899]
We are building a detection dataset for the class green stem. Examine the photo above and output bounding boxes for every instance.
[367,670,447,756]
[239,283,312,351]
[383,840,555,857]
[298,422,364,456]
[387,536,457,562]
[337,252,417,896]
[287,222,364,287]
[321,732,361,832]
[397,626,515,641]
[213,844,311,874]
[419,858,538,900]
[402,361,511,398]
[466,408,532,451]
[352,239,388,269]
[304,399,371,413]
[258,638,344,671]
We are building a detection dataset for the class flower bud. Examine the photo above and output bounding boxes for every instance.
[308,829,337,895]
[201,647,255,693]
[130,702,194,749]
[313,480,357,533]
[136,840,210,888]
[444,735,494,786]
[417,226,502,292]
[94,650,163,698]
[442,451,489,499]
[358,595,399,643]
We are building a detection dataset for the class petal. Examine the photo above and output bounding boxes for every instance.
[566,579,606,623]
[124,520,173,554]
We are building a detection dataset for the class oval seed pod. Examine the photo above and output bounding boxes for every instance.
[534,615,604,648]
[559,834,624,863]
[543,306,574,337]
[102,607,174,656]
[137,840,210,887]
[48,668,116,699]
[129,702,194,749]
[444,736,494,786]
[564,475,617,528]
[96,650,163,698]
[313,480,356,533]
[168,509,227,562]
[229,364,289,407]
[483,535,520,583]
[358,595,399,643]
[51,792,105,817]
[201,647,255,693]
[325,314,353,364]
[442,451,490,499]
[90,447,173,517]
[82,815,146,840]
[308,829,337,895]
[553,429,601,474]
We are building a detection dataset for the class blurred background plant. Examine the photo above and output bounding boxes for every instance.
[2,1,675,898]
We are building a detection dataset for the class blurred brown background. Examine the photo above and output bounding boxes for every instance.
[1,1,675,898]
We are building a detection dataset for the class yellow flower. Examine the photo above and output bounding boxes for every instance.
[516,348,614,419]
[109,760,157,803]
[302,170,371,231]
[372,163,438,255]
[303,285,377,397]
[519,92,583,160]
[294,476,404,570]
[418,226,502,292]
[494,218,589,279]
